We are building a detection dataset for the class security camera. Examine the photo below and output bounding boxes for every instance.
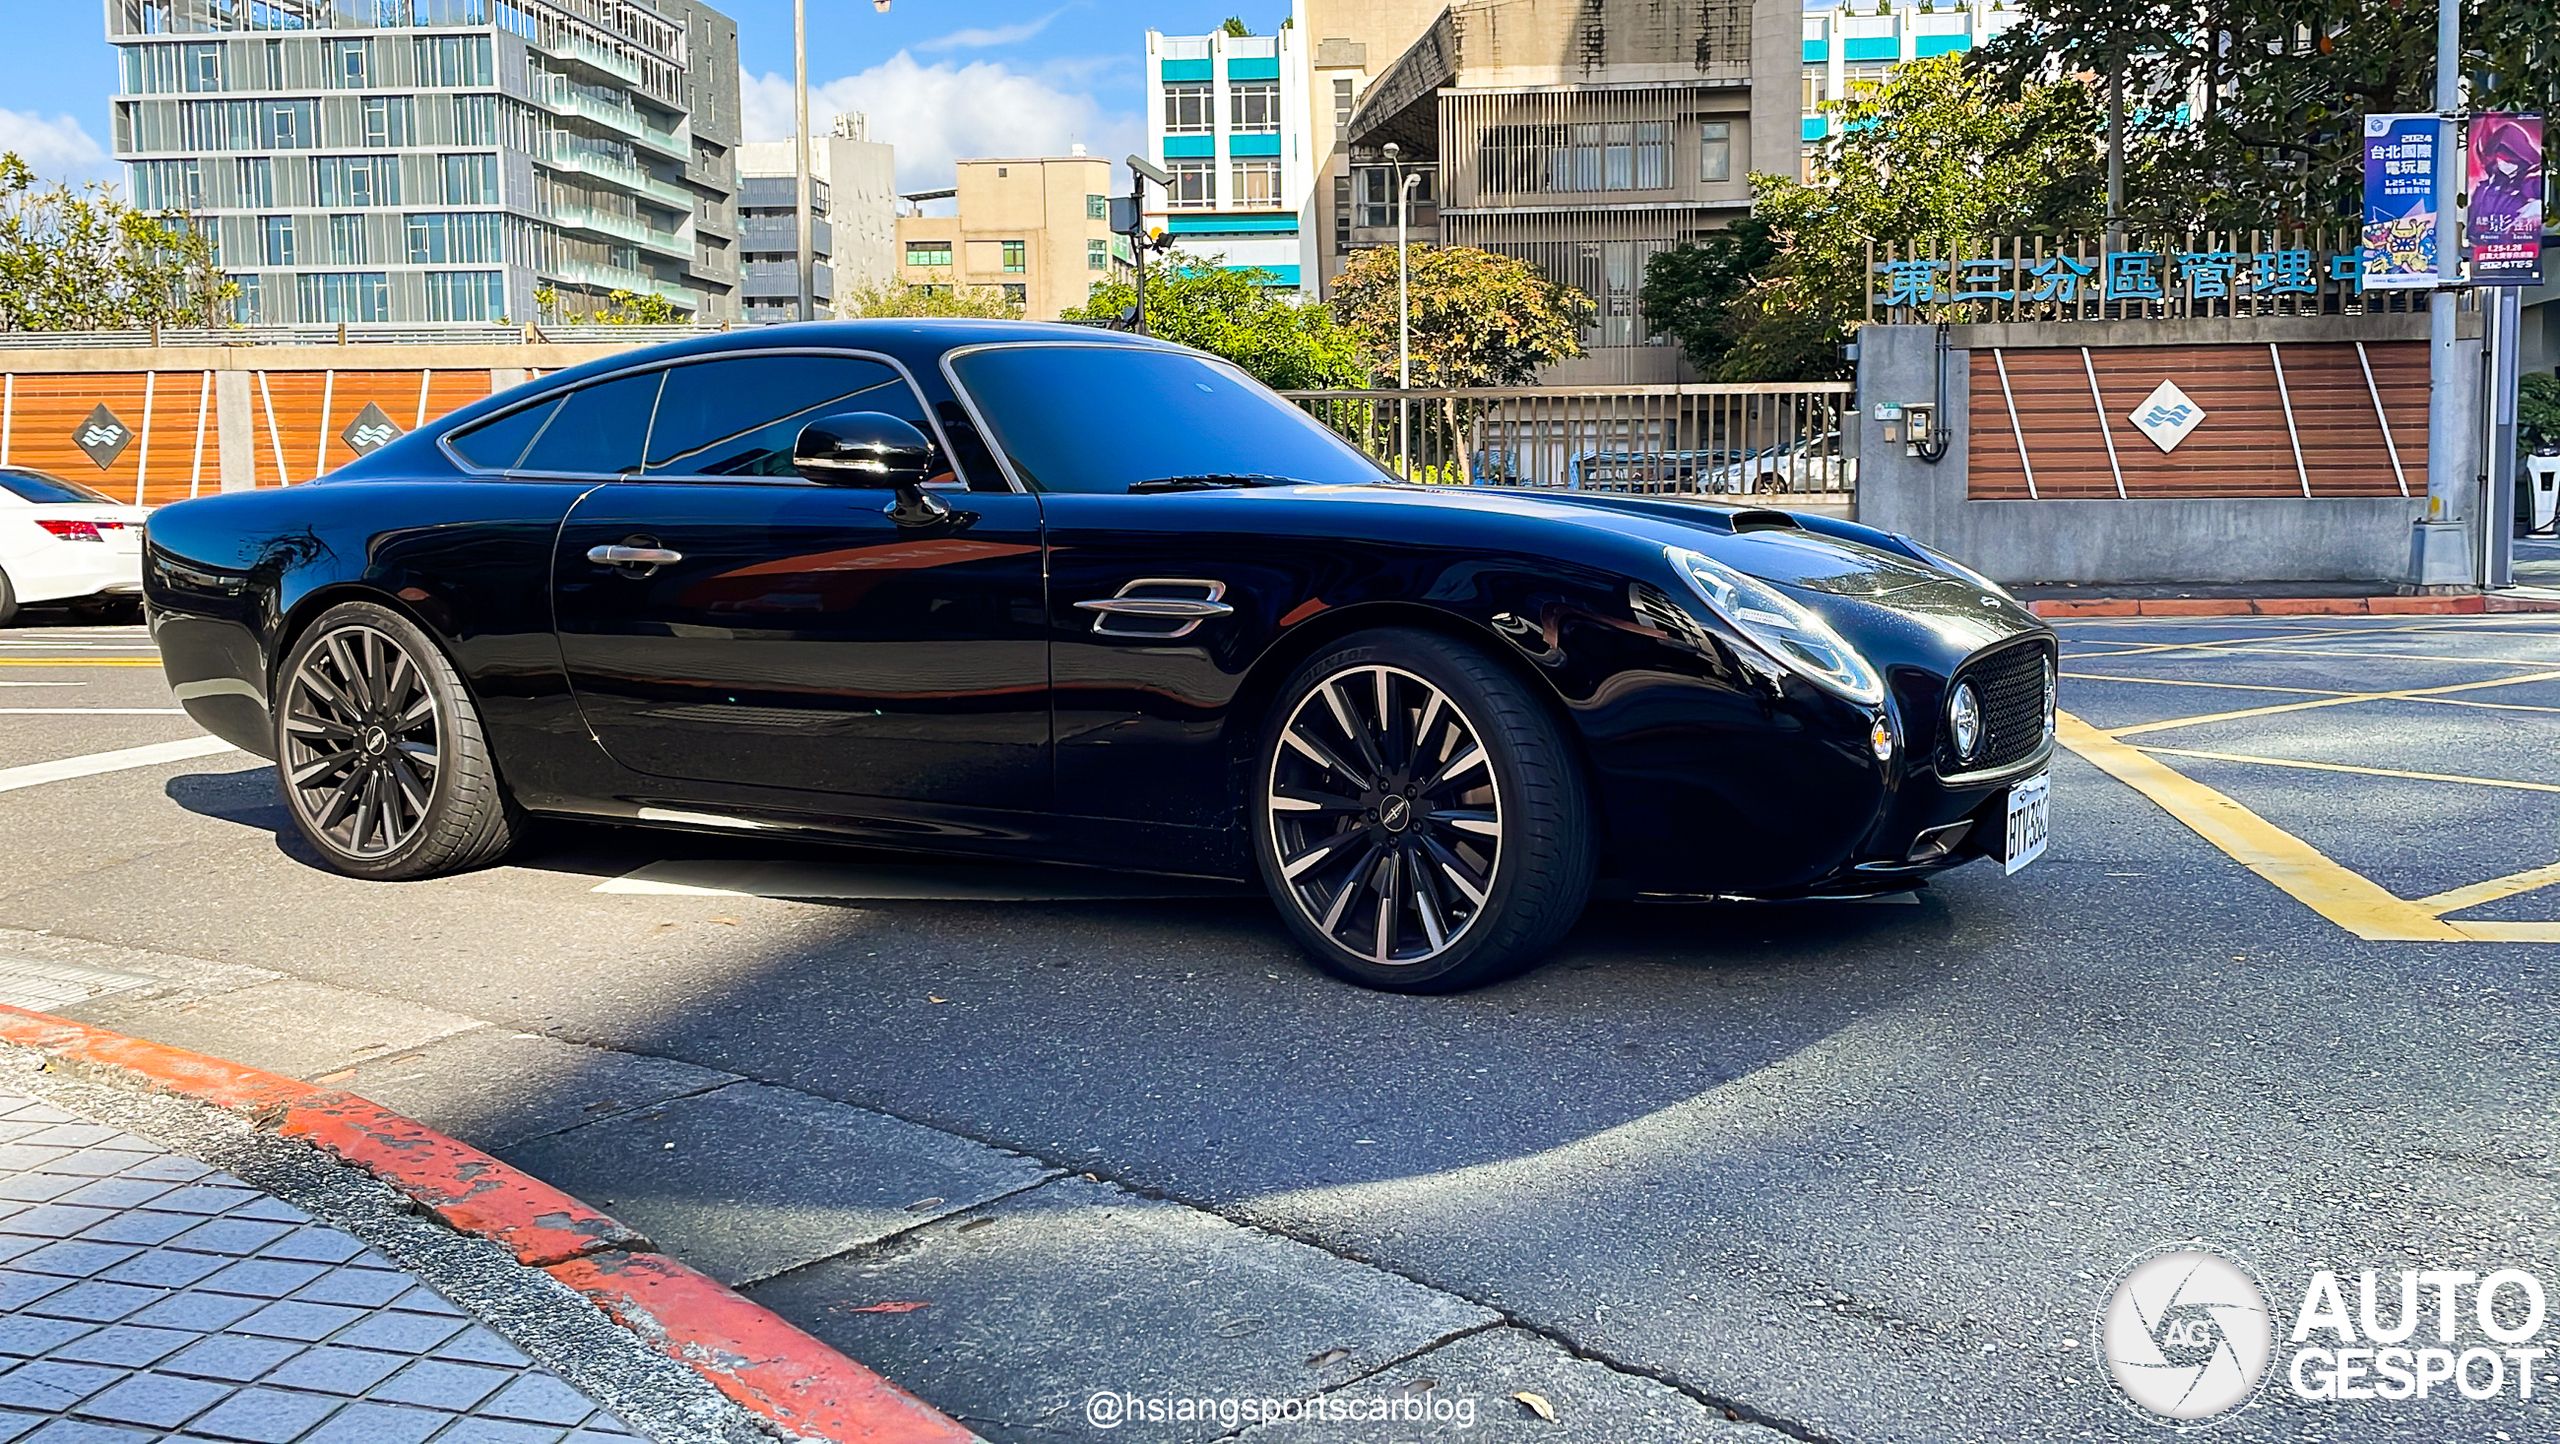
[1125,154,1173,187]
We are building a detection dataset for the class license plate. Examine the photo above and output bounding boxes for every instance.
[2003,772,2050,875]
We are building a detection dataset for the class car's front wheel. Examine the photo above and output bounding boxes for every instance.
[1253,629,1592,992]
[273,601,519,880]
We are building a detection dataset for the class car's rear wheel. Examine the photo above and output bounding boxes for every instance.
[0,568,16,627]
[273,601,518,881]
[1253,629,1592,992]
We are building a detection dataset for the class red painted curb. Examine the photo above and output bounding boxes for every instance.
[0,1005,971,1444]
[551,1253,970,1444]
[2029,594,2560,619]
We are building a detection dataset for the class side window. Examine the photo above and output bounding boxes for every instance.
[644,354,933,481]
[516,370,664,475]
[446,395,560,470]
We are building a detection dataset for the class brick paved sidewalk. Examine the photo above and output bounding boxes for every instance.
[0,1090,639,1444]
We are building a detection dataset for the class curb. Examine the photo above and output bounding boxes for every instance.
[2028,594,2560,618]
[0,1005,972,1444]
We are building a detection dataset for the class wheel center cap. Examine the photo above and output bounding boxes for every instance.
[1379,796,1413,832]
[359,725,388,756]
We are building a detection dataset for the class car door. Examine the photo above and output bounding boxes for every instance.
[547,350,1050,811]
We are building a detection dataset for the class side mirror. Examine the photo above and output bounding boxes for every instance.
[792,412,939,489]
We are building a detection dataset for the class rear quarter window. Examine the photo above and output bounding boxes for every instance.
[446,396,563,471]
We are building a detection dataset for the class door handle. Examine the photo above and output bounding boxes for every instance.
[588,544,682,567]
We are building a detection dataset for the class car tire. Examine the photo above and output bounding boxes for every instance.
[0,568,16,627]
[1253,628,1592,992]
[272,600,520,881]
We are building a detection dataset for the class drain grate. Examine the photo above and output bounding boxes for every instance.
[0,953,154,1012]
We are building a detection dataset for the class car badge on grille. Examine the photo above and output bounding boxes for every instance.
[1981,595,2002,607]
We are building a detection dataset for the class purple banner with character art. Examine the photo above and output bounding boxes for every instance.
[2468,113,2544,286]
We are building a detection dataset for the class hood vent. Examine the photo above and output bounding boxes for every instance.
[1726,510,1804,533]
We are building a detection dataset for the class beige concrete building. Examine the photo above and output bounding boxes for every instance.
[1294,0,1799,382]
[892,154,1129,321]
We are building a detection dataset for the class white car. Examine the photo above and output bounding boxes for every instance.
[0,469,149,625]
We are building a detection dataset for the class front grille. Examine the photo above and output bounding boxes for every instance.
[1944,639,2052,774]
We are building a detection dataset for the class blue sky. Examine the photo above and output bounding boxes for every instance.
[0,2,1281,193]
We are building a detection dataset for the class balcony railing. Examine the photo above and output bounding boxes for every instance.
[530,28,644,87]
[551,257,701,312]
[532,136,697,212]
[546,201,689,259]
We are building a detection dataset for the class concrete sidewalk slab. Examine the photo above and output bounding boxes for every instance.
[72,977,484,1084]
[496,1082,1057,1287]
[331,1031,740,1153]
[748,1176,1501,1444]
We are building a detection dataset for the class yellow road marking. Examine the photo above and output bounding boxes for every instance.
[2105,670,2560,738]
[0,659,162,667]
[2414,861,2560,917]
[2059,711,2560,943]
[2132,745,2560,794]
[2053,621,2485,659]
[2062,672,2351,696]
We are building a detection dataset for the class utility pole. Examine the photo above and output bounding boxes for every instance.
[1384,142,1415,469]
[792,0,813,323]
[2410,0,2479,587]
[2105,66,2125,250]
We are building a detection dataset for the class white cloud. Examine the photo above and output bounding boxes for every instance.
[0,110,115,186]
[742,52,1139,200]
[918,6,1072,52]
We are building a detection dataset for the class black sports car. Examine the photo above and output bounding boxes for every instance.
[143,320,2055,992]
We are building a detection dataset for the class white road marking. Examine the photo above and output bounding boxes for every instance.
[0,682,82,688]
[0,736,239,793]
[0,708,185,715]
[595,858,1252,902]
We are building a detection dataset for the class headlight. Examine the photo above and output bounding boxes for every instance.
[1667,546,1885,705]
[1949,682,1982,760]
[1901,536,2020,607]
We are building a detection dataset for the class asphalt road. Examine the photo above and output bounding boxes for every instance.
[3,600,2557,1443]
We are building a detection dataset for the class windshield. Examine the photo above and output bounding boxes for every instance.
[0,469,116,505]
[947,344,1390,494]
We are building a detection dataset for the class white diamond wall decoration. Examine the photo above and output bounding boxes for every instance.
[72,403,134,470]
[2128,380,2206,454]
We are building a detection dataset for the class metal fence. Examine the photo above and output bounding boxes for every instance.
[1280,383,1858,497]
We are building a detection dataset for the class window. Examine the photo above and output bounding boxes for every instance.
[184,42,223,92]
[315,155,399,207]
[328,213,367,265]
[362,96,414,148]
[260,214,295,267]
[423,270,505,321]
[407,212,503,264]
[905,240,952,268]
[230,274,264,325]
[1355,166,1433,227]
[1332,172,1351,254]
[947,347,1385,494]
[130,160,202,210]
[1231,159,1282,207]
[1842,64,1890,99]
[236,157,273,207]
[0,470,116,505]
[1000,240,1026,273]
[440,153,497,204]
[1163,82,1212,134]
[449,396,563,470]
[325,38,371,89]
[1002,284,1026,304]
[1699,121,1732,183]
[1087,193,1108,220]
[263,39,282,90]
[1635,122,1668,189]
[1167,158,1215,208]
[264,99,318,149]
[295,271,389,323]
[1332,77,1354,141]
[450,94,497,145]
[1475,124,1665,194]
[518,370,664,475]
[1230,81,1280,132]
[646,355,922,478]
[1802,69,1829,114]
[413,34,494,88]
[1087,238,1108,270]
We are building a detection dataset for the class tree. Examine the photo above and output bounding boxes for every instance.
[593,288,683,325]
[1221,17,1253,37]
[0,152,231,331]
[1062,252,1365,391]
[1638,212,1779,379]
[1978,0,2559,229]
[839,272,1023,319]
[1728,54,2100,376]
[1326,244,1592,388]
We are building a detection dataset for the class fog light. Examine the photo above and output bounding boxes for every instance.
[1949,682,1982,761]
[1870,714,1895,762]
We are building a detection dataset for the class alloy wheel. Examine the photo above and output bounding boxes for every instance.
[280,624,441,861]
[1266,664,1502,966]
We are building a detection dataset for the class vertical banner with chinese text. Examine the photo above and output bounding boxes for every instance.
[2468,113,2545,286]
[2362,114,2440,290]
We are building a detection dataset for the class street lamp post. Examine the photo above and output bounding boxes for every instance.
[1383,142,1420,471]
[2411,0,2479,585]
[793,1,894,325]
